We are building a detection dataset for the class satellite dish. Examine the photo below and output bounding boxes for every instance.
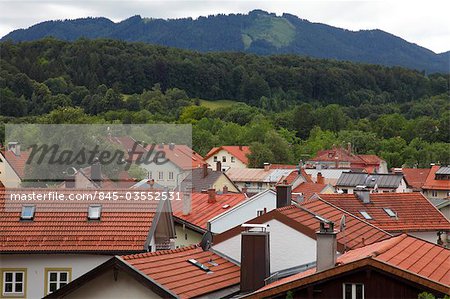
[64,167,77,176]
[200,231,213,251]
[340,214,346,232]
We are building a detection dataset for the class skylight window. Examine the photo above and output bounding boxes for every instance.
[20,205,35,220]
[359,211,372,220]
[88,205,102,220]
[383,208,397,218]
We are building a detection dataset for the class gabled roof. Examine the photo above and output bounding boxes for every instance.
[172,192,247,232]
[336,172,404,188]
[147,144,206,170]
[423,165,450,191]
[292,182,329,200]
[318,193,450,232]
[358,154,383,165]
[1,149,31,179]
[309,147,364,164]
[402,168,430,190]
[249,234,450,298]
[214,202,391,251]
[0,188,173,253]
[46,245,240,299]
[180,168,238,193]
[205,146,251,165]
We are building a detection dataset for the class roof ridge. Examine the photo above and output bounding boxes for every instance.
[371,234,408,257]
[122,244,199,260]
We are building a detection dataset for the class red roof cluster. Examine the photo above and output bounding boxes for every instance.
[122,245,240,298]
[173,192,247,231]
[402,168,431,190]
[292,182,328,200]
[318,193,450,232]
[205,146,251,165]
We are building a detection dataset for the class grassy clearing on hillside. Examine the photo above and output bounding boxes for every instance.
[199,99,237,109]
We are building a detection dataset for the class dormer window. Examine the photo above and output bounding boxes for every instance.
[88,205,101,220]
[383,208,396,218]
[20,205,35,220]
[359,211,372,220]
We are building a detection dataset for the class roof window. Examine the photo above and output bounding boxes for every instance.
[20,205,35,220]
[383,208,397,218]
[359,211,372,220]
[88,205,102,220]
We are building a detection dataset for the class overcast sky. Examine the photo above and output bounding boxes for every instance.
[0,0,449,53]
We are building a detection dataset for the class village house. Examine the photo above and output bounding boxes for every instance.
[304,168,352,186]
[246,234,450,299]
[306,145,388,174]
[317,191,450,244]
[422,165,450,200]
[0,142,31,188]
[204,145,250,171]
[0,188,175,298]
[397,167,431,191]
[179,163,239,193]
[335,172,409,194]
[292,181,335,202]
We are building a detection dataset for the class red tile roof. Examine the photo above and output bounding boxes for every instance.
[2,150,31,179]
[173,192,247,231]
[257,234,450,297]
[215,202,391,251]
[253,234,450,297]
[358,154,383,164]
[402,168,431,190]
[205,146,251,165]
[0,188,162,253]
[310,147,363,164]
[318,193,450,232]
[122,245,240,298]
[147,144,206,170]
[292,182,328,200]
[423,165,450,191]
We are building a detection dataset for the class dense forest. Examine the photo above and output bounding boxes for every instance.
[0,39,449,168]
[2,10,449,73]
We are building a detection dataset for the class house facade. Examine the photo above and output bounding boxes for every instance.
[422,165,450,200]
[205,146,250,170]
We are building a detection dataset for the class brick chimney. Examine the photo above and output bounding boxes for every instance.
[347,142,352,154]
[91,158,102,187]
[316,221,337,272]
[240,224,270,293]
[202,163,208,178]
[216,161,222,172]
[317,172,324,184]
[207,188,216,203]
[222,185,229,194]
[355,186,370,204]
[239,145,243,150]
[182,190,191,215]
[276,183,292,208]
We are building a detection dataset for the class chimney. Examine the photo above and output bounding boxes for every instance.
[240,224,270,293]
[347,142,352,154]
[207,188,216,203]
[169,143,175,150]
[354,186,370,204]
[64,175,75,188]
[264,163,270,171]
[222,185,228,194]
[297,160,304,174]
[317,172,324,184]
[316,221,337,272]
[216,161,222,172]
[7,142,21,156]
[202,163,208,178]
[334,156,339,169]
[91,158,102,187]
[276,183,292,208]
[182,191,191,215]
[239,145,243,150]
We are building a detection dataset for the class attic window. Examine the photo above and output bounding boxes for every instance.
[187,259,211,272]
[88,205,102,220]
[359,211,372,220]
[20,205,35,220]
[383,208,396,218]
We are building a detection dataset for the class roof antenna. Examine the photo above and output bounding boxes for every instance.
[340,214,347,252]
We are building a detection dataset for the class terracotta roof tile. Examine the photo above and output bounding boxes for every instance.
[122,245,240,298]
[2,150,31,179]
[318,193,450,232]
[292,182,328,200]
[173,192,247,231]
[401,168,430,190]
[205,146,250,165]
[423,165,450,191]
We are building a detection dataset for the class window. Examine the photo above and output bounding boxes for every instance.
[213,156,218,162]
[45,268,71,295]
[88,205,101,220]
[343,283,364,299]
[383,208,396,217]
[20,205,35,220]
[148,171,152,179]
[168,172,174,180]
[431,190,438,197]
[158,171,164,180]
[222,156,226,162]
[1,269,26,297]
[231,157,235,163]
[359,211,372,220]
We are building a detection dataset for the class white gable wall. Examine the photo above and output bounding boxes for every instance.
[209,191,277,234]
[213,219,317,273]
[206,149,247,170]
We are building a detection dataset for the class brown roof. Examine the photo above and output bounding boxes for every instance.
[402,168,431,190]
[292,182,328,200]
[205,146,251,165]
[250,234,450,298]
[214,202,391,251]
[317,193,450,232]
[423,165,450,191]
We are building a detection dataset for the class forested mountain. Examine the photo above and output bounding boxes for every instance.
[2,10,448,73]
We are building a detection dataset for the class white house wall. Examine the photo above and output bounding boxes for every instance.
[0,254,111,298]
[213,219,317,273]
[206,149,247,170]
[0,154,21,188]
